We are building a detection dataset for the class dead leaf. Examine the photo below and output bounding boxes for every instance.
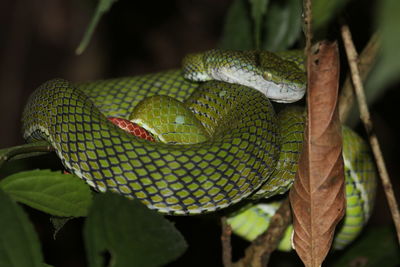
[289,41,346,267]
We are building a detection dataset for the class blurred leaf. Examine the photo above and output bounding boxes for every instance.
[313,0,350,31]
[76,0,119,54]
[366,0,400,98]
[220,0,302,51]
[249,0,269,49]
[219,0,254,50]
[333,227,400,267]
[0,190,45,267]
[262,0,302,51]
[0,170,92,217]
[84,192,187,267]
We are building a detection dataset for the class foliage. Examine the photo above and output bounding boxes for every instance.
[75,0,119,55]
[1,0,400,266]
[366,0,400,100]
[0,170,92,217]
[0,190,47,267]
[219,0,302,51]
[85,193,187,267]
[333,227,400,267]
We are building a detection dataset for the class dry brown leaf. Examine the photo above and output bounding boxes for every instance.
[289,41,346,267]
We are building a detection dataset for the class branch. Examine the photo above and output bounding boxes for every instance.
[303,0,312,55]
[341,24,400,246]
[339,33,380,122]
[233,198,292,267]
[221,217,233,267]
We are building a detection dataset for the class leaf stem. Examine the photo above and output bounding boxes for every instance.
[0,141,53,169]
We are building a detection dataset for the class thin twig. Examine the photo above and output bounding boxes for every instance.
[303,0,312,56]
[221,216,233,267]
[341,24,400,245]
[339,33,380,122]
[233,198,292,267]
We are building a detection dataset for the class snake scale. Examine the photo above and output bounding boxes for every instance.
[22,49,376,249]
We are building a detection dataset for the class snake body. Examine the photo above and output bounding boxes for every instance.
[22,49,376,247]
[22,73,280,215]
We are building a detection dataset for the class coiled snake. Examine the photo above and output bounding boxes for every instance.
[22,49,376,249]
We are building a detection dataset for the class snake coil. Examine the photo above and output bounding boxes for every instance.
[22,49,376,248]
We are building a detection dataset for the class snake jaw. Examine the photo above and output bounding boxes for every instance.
[206,66,306,103]
[261,82,306,103]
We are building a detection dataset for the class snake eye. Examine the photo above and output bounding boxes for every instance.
[263,72,273,81]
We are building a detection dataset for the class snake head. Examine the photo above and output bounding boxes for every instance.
[257,51,307,103]
[182,49,306,103]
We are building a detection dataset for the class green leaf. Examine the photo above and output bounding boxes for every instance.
[262,0,302,51]
[249,0,269,49]
[84,192,187,267]
[0,170,92,217]
[333,227,400,267]
[219,0,254,50]
[76,0,119,54]
[366,0,400,97]
[0,190,45,267]
[312,0,350,31]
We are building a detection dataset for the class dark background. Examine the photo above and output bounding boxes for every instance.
[0,0,399,266]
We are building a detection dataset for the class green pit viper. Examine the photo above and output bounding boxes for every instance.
[22,49,376,250]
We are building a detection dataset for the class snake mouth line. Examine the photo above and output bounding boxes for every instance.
[208,68,305,104]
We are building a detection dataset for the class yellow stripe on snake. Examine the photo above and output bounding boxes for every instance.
[22,49,376,249]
